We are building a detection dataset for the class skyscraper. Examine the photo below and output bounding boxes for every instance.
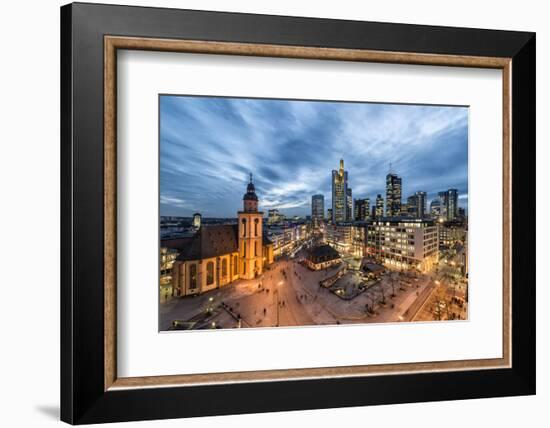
[438,191,448,219]
[407,195,418,217]
[438,189,459,220]
[311,194,324,223]
[346,188,353,221]
[386,172,402,217]
[331,159,348,223]
[447,188,458,220]
[354,198,370,221]
[406,191,427,218]
[375,194,384,219]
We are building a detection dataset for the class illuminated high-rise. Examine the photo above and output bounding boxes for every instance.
[354,198,370,221]
[447,188,458,220]
[375,194,384,219]
[406,191,427,218]
[438,188,459,220]
[331,159,349,223]
[386,173,402,217]
[346,188,353,221]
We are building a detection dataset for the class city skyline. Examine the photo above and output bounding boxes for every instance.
[160,95,468,217]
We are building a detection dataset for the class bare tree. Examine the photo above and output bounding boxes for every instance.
[379,286,386,305]
[387,273,397,298]
[433,283,447,321]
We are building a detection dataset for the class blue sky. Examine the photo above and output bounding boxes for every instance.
[160,95,468,218]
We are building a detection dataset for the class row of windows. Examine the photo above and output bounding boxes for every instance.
[241,218,261,237]
[187,255,239,289]
[242,241,261,257]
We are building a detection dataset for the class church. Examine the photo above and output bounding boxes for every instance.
[170,175,274,297]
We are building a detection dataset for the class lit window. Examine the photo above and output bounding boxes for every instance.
[222,258,227,277]
[206,261,214,285]
[189,264,197,289]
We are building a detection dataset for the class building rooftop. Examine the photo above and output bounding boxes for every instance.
[361,261,385,274]
[306,244,340,261]
[169,224,273,262]
[175,225,239,261]
[161,236,193,250]
[373,216,436,225]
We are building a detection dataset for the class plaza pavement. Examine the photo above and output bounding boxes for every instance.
[159,254,451,330]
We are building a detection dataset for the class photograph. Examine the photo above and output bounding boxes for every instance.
[159,95,469,331]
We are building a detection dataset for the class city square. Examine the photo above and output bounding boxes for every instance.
[160,252,464,331]
[160,162,468,330]
[159,96,468,330]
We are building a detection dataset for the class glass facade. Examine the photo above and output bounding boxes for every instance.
[311,194,324,222]
[385,173,402,217]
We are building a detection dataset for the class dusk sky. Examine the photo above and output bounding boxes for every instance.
[160,95,468,218]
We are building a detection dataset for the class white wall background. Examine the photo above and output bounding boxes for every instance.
[0,0,546,427]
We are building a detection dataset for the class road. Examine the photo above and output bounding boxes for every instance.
[271,260,315,327]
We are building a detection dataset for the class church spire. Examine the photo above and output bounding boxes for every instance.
[243,172,258,212]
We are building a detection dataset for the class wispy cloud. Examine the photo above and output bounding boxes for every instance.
[160,96,468,217]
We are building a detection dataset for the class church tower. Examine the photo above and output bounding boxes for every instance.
[238,174,264,279]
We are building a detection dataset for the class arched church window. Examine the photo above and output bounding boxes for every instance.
[233,255,238,276]
[254,218,259,236]
[206,261,214,285]
[189,264,197,289]
[241,218,247,237]
[222,258,227,277]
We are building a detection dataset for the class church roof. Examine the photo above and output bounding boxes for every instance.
[161,237,193,250]
[176,225,239,261]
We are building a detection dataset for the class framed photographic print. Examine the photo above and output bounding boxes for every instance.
[61,2,536,424]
